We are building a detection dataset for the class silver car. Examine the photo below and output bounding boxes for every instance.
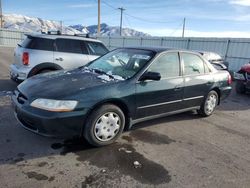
[10,34,109,82]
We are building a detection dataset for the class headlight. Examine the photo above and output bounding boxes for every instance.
[30,99,78,112]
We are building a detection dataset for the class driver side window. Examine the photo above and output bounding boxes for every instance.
[148,52,180,79]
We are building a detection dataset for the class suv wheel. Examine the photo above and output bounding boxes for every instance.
[84,104,125,147]
[38,69,53,74]
[198,90,218,117]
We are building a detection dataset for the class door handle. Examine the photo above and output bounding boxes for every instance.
[174,85,182,91]
[55,57,63,61]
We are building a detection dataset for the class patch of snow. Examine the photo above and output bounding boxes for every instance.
[133,161,142,169]
[118,147,133,154]
[97,75,112,82]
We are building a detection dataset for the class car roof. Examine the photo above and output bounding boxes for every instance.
[122,46,201,55]
[122,46,176,53]
[26,33,102,43]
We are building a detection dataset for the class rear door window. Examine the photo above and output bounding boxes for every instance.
[85,41,108,56]
[55,39,88,54]
[27,37,54,51]
[181,53,205,75]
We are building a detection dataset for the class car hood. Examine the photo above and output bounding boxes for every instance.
[240,64,250,73]
[18,68,121,100]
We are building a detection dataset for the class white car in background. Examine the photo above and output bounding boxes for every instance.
[10,33,109,82]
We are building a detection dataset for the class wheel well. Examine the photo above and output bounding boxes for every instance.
[84,100,131,133]
[211,87,221,105]
[28,63,63,77]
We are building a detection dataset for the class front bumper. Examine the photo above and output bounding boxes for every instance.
[10,64,31,82]
[12,92,89,138]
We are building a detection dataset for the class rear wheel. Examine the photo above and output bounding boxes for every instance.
[236,81,246,94]
[198,90,218,117]
[38,69,53,74]
[84,104,125,147]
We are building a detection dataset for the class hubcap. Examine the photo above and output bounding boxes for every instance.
[94,112,121,142]
[205,94,217,115]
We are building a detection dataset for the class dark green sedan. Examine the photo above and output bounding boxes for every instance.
[12,47,232,146]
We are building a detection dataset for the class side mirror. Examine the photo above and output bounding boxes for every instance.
[139,71,161,81]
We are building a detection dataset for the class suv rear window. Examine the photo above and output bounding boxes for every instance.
[26,37,54,51]
[55,39,88,54]
[85,41,108,56]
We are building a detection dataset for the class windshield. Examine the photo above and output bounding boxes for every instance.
[87,48,155,79]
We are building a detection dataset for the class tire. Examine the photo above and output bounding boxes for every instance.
[236,81,246,94]
[83,104,125,147]
[198,90,218,117]
[38,69,53,74]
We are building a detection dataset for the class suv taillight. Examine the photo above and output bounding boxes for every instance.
[22,52,29,65]
[228,73,232,85]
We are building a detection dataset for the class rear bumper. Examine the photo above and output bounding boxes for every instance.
[220,86,232,101]
[10,64,31,82]
[12,94,89,138]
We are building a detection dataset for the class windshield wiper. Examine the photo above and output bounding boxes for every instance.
[92,68,115,79]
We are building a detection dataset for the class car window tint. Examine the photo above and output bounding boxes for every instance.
[56,39,83,54]
[182,53,205,75]
[148,52,180,78]
[27,37,54,51]
[86,41,108,56]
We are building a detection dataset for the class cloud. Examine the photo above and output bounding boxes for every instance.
[68,4,95,8]
[230,0,250,6]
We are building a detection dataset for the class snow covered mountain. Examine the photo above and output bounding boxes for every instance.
[3,14,150,37]
[3,14,85,35]
[70,23,150,37]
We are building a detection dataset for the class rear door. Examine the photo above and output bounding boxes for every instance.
[54,39,89,69]
[84,41,109,61]
[135,52,184,119]
[180,52,214,108]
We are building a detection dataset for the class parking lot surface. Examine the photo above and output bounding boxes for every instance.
[0,46,250,188]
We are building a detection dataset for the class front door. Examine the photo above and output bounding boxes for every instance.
[135,52,184,119]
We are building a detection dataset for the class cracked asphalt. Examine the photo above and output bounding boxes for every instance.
[0,46,250,188]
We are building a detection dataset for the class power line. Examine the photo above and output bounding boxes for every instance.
[101,0,178,24]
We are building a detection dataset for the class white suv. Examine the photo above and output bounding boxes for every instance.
[10,33,109,82]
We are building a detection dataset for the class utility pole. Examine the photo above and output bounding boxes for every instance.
[60,20,63,34]
[0,0,3,28]
[97,0,101,36]
[182,17,186,38]
[118,7,125,36]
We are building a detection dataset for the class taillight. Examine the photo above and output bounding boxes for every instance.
[228,73,232,85]
[22,52,29,65]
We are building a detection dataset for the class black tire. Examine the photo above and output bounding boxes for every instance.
[198,90,218,117]
[38,69,53,74]
[235,81,246,94]
[83,104,125,147]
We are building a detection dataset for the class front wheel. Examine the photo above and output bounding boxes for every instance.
[83,104,125,147]
[198,90,218,117]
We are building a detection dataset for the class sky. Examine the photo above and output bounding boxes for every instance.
[2,0,250,37]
